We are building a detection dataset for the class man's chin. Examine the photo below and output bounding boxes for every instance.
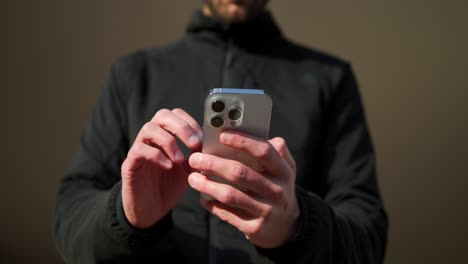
[204,1,264,24]
[221,6,250,23]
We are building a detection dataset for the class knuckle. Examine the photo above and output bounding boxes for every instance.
[236,134,248,146]
[141,122,151,133]
[121,159,131,173]
[270,184,284,202]
[256,143,272,159]
[230,164,247,183]
[140,123,157,142]
[132,142,146,154]
[148,121,158,130]
[275,137,287,154]
[153,109,170,123]
[220,190,236,204]
[261,204,273,218]
[172,108,184,114]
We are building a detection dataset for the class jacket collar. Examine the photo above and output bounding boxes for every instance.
[186,8,283,47]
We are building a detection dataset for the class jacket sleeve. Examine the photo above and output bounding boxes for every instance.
[258,64,388,263]
[53,61,174,263]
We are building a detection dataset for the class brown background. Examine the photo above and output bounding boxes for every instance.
[2,0,467,263]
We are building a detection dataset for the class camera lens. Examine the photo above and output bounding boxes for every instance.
[228,109,242,120]
[211,100,225,112]
[210,116,224,128]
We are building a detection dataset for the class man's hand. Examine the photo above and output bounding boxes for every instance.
[187,131,300,248]
[121,108,202,229]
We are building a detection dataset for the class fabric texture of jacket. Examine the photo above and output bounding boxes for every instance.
[54,9,388,264]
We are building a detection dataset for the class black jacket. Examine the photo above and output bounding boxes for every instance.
[54,9,388,264]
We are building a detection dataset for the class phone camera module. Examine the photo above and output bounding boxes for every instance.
[210,116,224,128]
[211,100,225,112]
[228,109,242,121]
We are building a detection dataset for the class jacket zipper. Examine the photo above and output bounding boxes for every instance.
[221,37,234,87]
[209,36,234,264]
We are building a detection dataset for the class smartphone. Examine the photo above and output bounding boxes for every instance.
[201,88,272,200]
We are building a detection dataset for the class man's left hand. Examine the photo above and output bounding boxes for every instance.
[188,131,300,248]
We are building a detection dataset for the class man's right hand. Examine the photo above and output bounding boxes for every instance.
[120,108,202,229]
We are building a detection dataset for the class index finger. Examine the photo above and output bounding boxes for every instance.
[172,108,202,136]
[219,131,291,179]
[152,109,202,149]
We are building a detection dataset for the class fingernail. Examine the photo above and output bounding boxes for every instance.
[188,173,200,186]
[189,153,201,167]
[163,159,173,169]
[220,132,233,142]
[175,151,184,162]
[189,134,201,146]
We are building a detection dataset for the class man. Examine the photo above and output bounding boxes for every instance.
[54,0,388,263]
